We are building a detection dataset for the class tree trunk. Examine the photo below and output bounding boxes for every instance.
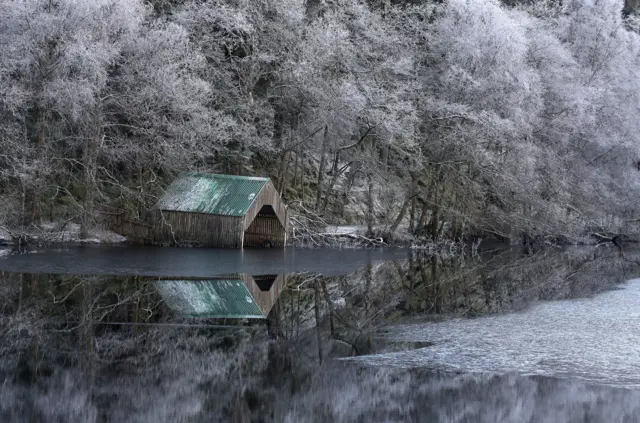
[32,111,47,225]
[366,173,375,236]
[390,178,416,234]
[80,124,100,239]
[293,149,299,197]
[267,301,284,339]
[409,196,416,233]
[281,155,291,198]
[438,218,446,238]
[20,179,26,228]
[321,152,341,212]
[430,255,440,313]
[390,196,410,234]
[315,125,329,208]
[320,280,335,337]
[299,145,305,203]
[380,142,390,170]
[277,150,290,193]
[417,201,429,233]
[314,281,323,364]
[273,108,285,150]
[364,263,372,319]
[430,200,440,240]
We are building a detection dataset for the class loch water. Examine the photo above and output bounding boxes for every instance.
[1,245,639,422]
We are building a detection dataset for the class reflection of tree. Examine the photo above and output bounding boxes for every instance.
[388,248,633,318]
[1,247,640,421]
[272,248,640,363]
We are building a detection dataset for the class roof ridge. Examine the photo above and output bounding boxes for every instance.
[181,172,270,181]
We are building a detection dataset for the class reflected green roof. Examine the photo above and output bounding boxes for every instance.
[156,279,265,318]
[156,172,269,216]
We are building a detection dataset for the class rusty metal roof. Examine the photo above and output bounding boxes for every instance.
[155,278,266,319]
[155,172,269,216]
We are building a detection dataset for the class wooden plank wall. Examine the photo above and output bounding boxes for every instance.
[152,210,243,248]
[244,216,285,247]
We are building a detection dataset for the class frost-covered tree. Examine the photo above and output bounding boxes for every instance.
[2,0,640,243]
[293,1,418,228]
[0,0,210,235]
[527,0,640,231]
[175,0,305,173]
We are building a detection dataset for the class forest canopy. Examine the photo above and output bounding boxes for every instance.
[1,0,640,243]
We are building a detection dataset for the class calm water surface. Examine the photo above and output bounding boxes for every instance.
[1,245,640,422]
[0,245,410,276]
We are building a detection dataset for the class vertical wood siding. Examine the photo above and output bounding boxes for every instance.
[152,210,243,248]
[244,216,285,247]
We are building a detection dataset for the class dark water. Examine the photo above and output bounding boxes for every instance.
[2,245,640,422]
[0,245,410,276]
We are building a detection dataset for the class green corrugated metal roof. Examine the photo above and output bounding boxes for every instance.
[155,279,265,318]
[156,172,269,216]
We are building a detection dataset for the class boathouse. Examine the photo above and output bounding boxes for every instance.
[153,172,288,248]
[155,274,288,319]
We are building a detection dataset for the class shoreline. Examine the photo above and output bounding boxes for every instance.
[0,223,625,252]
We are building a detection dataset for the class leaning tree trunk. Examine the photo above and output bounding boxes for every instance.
[315,125,329,208]
[321,152,341,212]
[390,176,417,234]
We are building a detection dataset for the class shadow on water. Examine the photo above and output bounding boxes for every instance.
[2,245,640,422]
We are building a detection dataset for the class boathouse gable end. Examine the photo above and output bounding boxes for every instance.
[153,173,288,248]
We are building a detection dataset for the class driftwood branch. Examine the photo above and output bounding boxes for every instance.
[590,232,639,251]
[288,201,387,248]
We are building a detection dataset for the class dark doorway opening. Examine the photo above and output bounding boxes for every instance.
[253,275,277,291]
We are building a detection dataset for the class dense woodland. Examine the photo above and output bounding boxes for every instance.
[2,0,640,243]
